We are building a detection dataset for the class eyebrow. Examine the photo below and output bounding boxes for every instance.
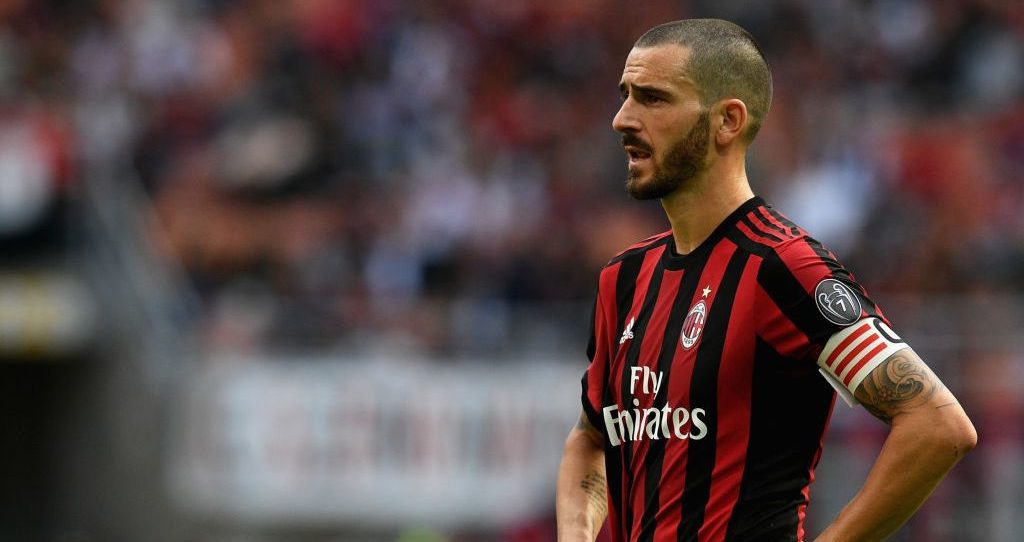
[619,82,673,97]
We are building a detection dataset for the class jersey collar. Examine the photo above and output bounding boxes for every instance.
[661,196,765,270]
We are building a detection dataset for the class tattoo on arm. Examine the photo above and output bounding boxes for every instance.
[580,471,608,516]
[855,350,945,424]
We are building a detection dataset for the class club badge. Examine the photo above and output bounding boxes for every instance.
[680,299,707,350]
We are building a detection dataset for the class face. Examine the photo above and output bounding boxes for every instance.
[613,45,712,200]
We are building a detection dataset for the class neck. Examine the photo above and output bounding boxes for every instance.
[660,160,754,255]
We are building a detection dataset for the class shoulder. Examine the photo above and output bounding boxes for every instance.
[605,230,673,268]
[742,206,861,306]
[752,206,886,323]
[727,203,808,256]
[728,204,838,273]
[591,230,673,297]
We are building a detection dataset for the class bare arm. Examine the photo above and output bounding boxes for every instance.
[557,412,608,542]
[815,348,977,541]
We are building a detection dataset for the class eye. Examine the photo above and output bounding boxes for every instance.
[635,92,664,105]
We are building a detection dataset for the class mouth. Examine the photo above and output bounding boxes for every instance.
[625,146,652,165]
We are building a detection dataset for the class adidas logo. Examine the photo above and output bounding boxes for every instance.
[619,317,635,345]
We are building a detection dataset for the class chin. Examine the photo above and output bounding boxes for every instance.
[626,164,653,186]
[626,169,685,200]
[626,177,663,200]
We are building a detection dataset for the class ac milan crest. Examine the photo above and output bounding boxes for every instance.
[680,299,707,350]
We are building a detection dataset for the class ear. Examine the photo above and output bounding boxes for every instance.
[714,99,748,146]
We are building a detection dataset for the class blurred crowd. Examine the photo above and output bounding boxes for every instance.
[3,0,1023,355]
[3,1,1024,540]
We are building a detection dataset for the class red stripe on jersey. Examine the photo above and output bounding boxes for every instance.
[652,239,740,542]
[775,240,836,295]
[833,333,880,378]
[750,207,792,240]
[652,348,694,542]
[760,207,802,238]
[699,253,760,542]
[824,323,872,369]
[612,248,665,390]
[744,209,791,241]
[628,267,684,535]
[587,261,623,415]
[735,218,783,246]
[637,268,685,401]
[843,342,888,386]
[612,245,665,541]
[617,231,673,258]
[600,262,623,325]
[753,285,816,359]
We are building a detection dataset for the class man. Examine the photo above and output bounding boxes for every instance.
[555,19,976,542]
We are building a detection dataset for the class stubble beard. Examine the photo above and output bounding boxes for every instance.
[626,111,711,201]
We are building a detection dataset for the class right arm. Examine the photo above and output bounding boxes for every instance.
[556,412,608,542]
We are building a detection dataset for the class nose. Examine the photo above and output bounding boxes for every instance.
[612,99,640,134]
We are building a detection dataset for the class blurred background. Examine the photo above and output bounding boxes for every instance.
[1,0,1022,540]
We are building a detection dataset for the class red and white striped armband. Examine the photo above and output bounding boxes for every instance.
[816,318,909,407]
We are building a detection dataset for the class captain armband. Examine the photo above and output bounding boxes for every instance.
[816,318,910,407]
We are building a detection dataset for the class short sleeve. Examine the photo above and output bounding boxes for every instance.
[581,267,619,436]
[756,237,903,403]
[581,296,605,433]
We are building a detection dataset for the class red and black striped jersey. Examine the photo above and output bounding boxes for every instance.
[581,196,889,542]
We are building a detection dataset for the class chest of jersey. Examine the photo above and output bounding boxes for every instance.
[603,247,760,444]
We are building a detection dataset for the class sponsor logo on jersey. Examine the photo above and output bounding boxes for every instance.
[603,366,709,446]
[602,402,708,446]
[814,278,862,326]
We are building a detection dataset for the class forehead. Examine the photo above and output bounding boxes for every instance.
[620,44,693,88]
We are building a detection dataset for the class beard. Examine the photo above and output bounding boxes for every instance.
[625,111,711,200]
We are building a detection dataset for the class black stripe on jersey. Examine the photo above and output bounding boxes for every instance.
[727,229,773,259]
[583,295,602,432]
[620,259,668,541]
[677,249,751,542]
[752,207,794,240]
[765,208,801,238]
[615,254,646,348]
[800,236,845,278]
[724,337,835,541]
[637,263,707,542]
[740,215,784,243]
[581,376,601,436]
[605,253,646,535]
[586,295,598,366]
[756,249,836,347]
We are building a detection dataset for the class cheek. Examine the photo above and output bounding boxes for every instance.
[651,131,676,158]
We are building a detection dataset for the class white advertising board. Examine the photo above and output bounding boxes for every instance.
[169,356,582,529]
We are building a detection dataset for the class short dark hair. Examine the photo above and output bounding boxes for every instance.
[636,19,772,144]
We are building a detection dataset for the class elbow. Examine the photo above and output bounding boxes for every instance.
[929,409,978,461]
[947,404,978,458]
[956,415,978,457]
